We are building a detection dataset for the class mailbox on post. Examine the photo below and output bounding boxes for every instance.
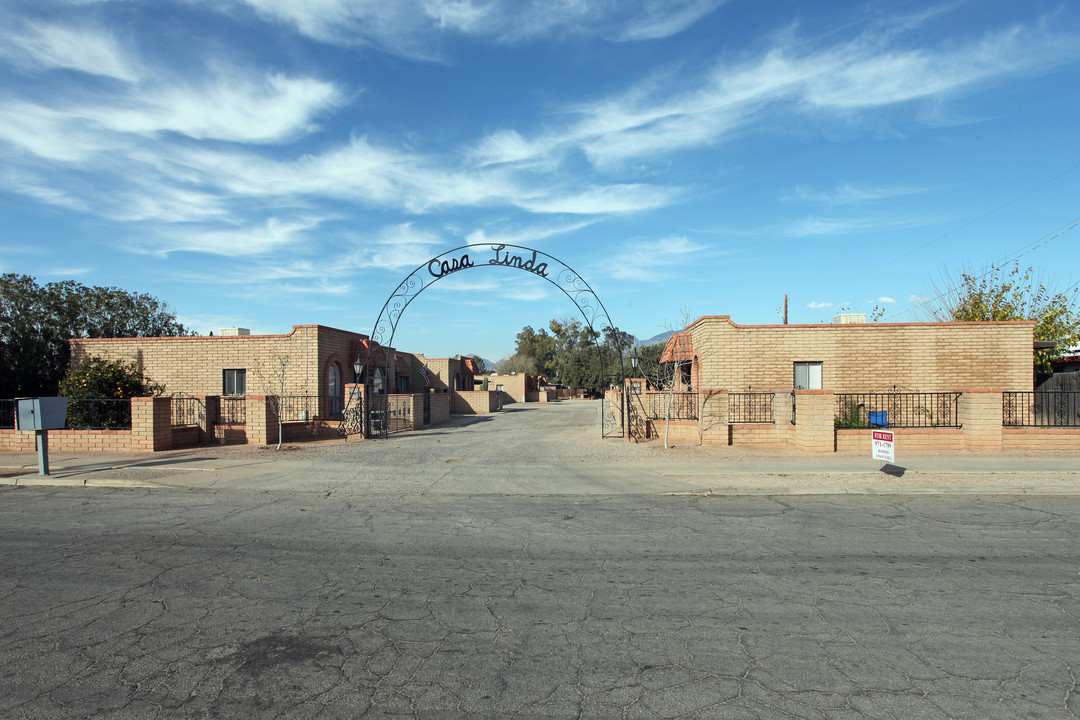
[16,397,69,475]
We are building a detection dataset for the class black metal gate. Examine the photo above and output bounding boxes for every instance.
[423,392,431,425]
[344,243,626,440]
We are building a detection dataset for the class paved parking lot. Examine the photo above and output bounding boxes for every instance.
[4,402,1080,495]
[2,402,1080,718]
[2,486,1079,719]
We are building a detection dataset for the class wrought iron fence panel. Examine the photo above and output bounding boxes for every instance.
[278,395,344,422]
[0,399,14,429]
[645,392,699,421]
[219,397,247,425]
[171,396,201,427]
[834,392,962,429]
[386,397,414,434]
[65,399,132,430]
[729,392,774,423]
[1003,391,1080,427]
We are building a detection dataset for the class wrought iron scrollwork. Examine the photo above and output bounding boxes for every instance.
[357,243,625,439]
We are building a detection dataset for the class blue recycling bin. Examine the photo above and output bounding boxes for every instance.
[869,411,888,426]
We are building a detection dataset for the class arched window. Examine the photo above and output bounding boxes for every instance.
[328,363,343,416]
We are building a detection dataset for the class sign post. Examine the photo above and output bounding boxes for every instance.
[872,430,895,463]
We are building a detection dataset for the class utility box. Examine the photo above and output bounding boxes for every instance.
[16,397,69,431]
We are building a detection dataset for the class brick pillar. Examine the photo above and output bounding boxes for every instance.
[699,390,729,445]
[131,396,173,452]
[196,396,213,444]
[959,388,1003,451]
[793,390,835,453]
[245,395,278,446]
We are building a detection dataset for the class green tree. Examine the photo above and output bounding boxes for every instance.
[560,344,620,396]
[470,355,488,375]
[514,325,557,377]
[58,356,163,429]
[0,274,189,397]
[500,352,538,375]
[923,264,1079,373]
[58,356,164,400]
[632,342,668,386]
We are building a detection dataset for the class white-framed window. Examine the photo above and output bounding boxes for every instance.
[793,362,822,390]
[223,369,246,396]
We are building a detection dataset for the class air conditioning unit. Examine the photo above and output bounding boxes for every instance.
[832,314,866,324]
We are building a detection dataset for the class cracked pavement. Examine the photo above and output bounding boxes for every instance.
[1,488,1078,719]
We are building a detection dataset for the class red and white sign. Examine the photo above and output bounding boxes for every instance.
[872,430,895,462]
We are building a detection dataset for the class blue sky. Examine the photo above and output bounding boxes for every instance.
[2,0,1079,362]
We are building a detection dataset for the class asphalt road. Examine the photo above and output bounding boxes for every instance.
[2,487,1078,719]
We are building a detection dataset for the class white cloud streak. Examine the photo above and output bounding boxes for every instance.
[218,0,726,57]
[608,236,706,281]
[0,21,139,81]
[474,19,1080,171]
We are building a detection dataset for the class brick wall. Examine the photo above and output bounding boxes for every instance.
[429,394,450,425]
[486,374,528,402]
[70,325,369,398]
[687,316,1034,392]
[452,390,498,414]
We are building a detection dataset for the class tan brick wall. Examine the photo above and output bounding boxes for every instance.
[836,428,965,453]
[687,316,1034,392]
[959,389,1003,451]
[487,374,528,402]
[428,393,450,425]
[1003,428,1080,450]
[70,325,370,398]
[452,390,498,414]
[793,390,835,453]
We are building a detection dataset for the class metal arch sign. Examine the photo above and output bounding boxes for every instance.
[369,243,610,350]
[348,243,625,439]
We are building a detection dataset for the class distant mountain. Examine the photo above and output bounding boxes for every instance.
[638,330,674,346]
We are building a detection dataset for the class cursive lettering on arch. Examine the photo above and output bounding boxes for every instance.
[488,244,549,278]
[428,254,474,278]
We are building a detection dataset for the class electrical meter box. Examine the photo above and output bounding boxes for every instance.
[16,397,69,431]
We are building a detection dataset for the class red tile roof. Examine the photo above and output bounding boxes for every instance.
[661,332,694,363]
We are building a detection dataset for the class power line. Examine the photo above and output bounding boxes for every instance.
[859,159,1080,278]
[881,217,1080,321]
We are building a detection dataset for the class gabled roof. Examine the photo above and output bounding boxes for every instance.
[661,332,694,363]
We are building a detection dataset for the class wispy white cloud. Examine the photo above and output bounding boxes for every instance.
[782,213,934,237]
[85,71,344,143]
[877,296,897,304]
[149,216,327,257]
[808,301,833,309]
[218,0,725,57]
[340,223,446,271]
[608,236,706,281]
[518,184,680,214]
[0,21,139,82]
[465,220,597,247]
[786,182,927,205]
[473,18,1080,171]
[909,294,930,303]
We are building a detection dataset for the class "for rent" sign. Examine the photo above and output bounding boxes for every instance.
[872,430,895,462]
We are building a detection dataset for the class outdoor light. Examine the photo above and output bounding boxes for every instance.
[353,359,363,381]
[630,351,639,371]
